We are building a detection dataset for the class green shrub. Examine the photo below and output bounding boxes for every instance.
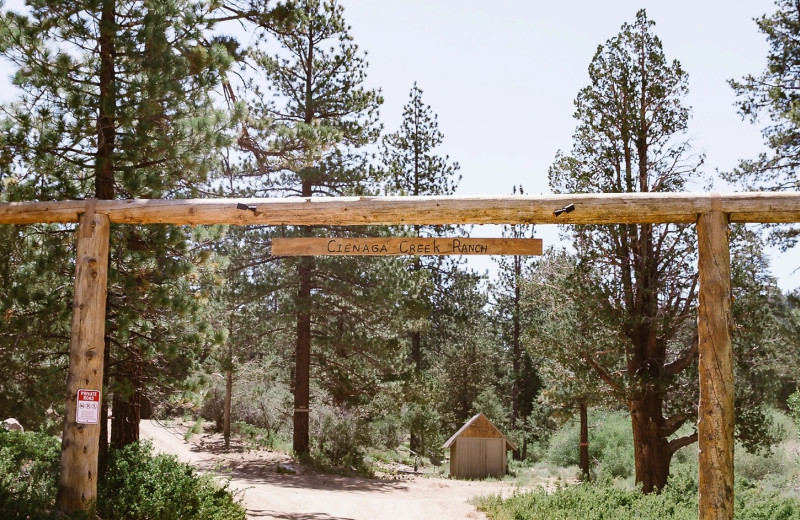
[0,433,245,520]
[545,409,634,479]
[768,408,796,443]
[476,482,697,520]
[200,358,293,440]
[366,393,404,451]
[544,417,581,467]
[736,446,787,482]
[232,421,287,450]
[311,404,382,474]
[98,441,245,520]
[737,484,800,520]
[0,430,60,520]
[184,417,204,441]
[476,478,800,520]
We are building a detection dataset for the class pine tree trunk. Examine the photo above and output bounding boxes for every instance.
[293,176,313,456]
[409,254,422,454]
[629,390,672,493]
[224,363,232,450]
[511,255,521,460]
[95,0,116,201]
[293,251,312,456]
[410,249,422,372]
[110,354,141,448]
[110,386,140,448]
[410,325,421,456]
[579,400,590,481]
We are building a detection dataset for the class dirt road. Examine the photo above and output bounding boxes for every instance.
[140,420,519,520]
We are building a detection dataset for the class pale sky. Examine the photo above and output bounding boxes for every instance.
[337,0,799,290]
[1,0,797,290]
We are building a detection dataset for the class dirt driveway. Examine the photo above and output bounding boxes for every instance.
[140,420,521,520]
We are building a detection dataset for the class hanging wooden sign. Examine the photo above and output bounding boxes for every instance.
[272,237,543,256]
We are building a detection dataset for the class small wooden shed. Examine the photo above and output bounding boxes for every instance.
[442,413,517,479]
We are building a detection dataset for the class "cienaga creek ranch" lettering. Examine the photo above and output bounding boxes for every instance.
[271,237,543,257]
[325,238,490,255]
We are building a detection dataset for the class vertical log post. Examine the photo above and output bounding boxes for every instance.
[56,210,110,514]
[696,209,734,520]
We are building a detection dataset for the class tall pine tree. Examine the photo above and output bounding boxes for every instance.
[241,0,395,456]
[381,82,461,455]
[491,186,541,460]
[548,10,702,492]
[0,0,234,449]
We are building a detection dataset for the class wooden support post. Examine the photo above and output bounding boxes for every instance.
[697,209,734,520]
[56,211,110,514]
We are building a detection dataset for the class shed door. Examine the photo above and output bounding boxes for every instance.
[467,438,484,478]
[484,438,505,477]
[456,438,484,478]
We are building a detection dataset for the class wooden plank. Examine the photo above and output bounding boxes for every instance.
[272,237,543,256]
[56,213,110,514]
[697,210,735,520]
[0,192,799,226]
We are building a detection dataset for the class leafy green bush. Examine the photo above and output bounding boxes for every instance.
[476,477,800,520]
[1,433,244,520]
[736,445,787,482]
[544,418,581,467]
[233,420,286,450]
[312,404,375,474]
[0,429,60,520]
[366,392,404,451]
[545,409,634,479]
[736,483,800,520]
[98,441,245,520]
[476,482,697,520]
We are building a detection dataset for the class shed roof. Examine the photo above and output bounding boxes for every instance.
[442,413,518,451]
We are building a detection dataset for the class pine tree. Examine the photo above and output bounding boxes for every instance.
[381,82,461,455]
[548,10,702,492]
[201,226,288,449]
[383,83,461,200]
[0,0,234,452]
[491,186,542,460]
[382,82,461,367]
[547,9,796,492]
[241,0,392,455]
[0,223,75,431]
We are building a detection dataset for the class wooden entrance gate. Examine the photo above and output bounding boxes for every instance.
[1,191,799,519]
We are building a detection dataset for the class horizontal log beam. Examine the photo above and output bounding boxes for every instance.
[0,192,799,226]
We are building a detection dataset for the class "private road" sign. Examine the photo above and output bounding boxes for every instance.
[272,237,542,256]
[76,389,100,425]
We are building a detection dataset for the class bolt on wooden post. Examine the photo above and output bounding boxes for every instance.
[55,211,110,514]
[697,209,734,520]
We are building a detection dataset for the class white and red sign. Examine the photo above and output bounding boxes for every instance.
[76,389,100,424]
